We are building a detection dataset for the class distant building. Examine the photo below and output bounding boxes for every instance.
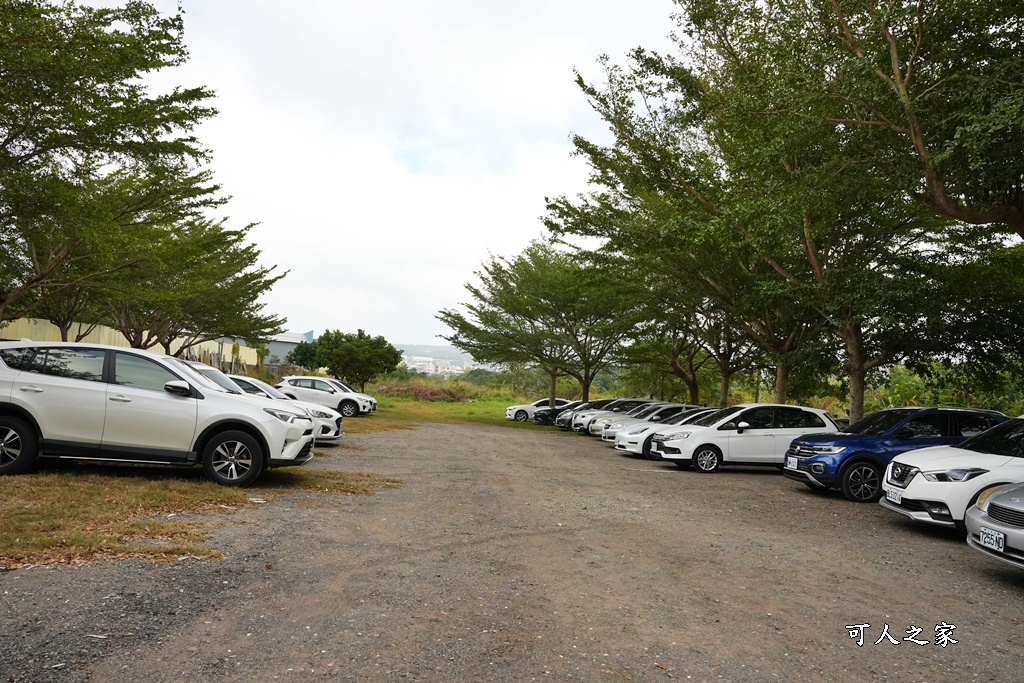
[267,330,315,365]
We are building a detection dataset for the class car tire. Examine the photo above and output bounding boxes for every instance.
[840,461,883,502]
[642,435,656,459]
[0,416,38,475]
[202,430,264,486]
[692,445,722,473]
[339,401,359,418]
[514,410,528,422]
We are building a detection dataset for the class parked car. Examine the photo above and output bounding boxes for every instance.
[965,481,1024,571]
[0,341,314,486]
[599,403,697,442]
[276,376,377,417]
[649,403,840,472]
[555,399,617,430]
[571,398,656,433]
[227,373,343,445]
[533,400,583,425]
[880,417,1024,530]
[505,397,572,422]
[784,407,1008,502]
[614,408,718,458]
[182,364,342,447]
[587,401,667,436]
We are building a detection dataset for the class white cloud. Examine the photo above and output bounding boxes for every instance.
[133,0,680,343]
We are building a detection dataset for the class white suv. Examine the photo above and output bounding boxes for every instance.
[0,341,315,486]
[276,376,377,417]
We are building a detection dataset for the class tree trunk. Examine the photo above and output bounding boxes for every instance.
[548,370,558,407]
[719,370,733,407]
[774,364,789,404]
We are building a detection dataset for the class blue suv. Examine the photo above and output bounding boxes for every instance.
[782,407,1008,503]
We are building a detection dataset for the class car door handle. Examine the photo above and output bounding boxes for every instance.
[109,395,132,403]
[19,386,43,393]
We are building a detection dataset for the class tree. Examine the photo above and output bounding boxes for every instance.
[0,1,217,318]
[438,242,643,401]
[286,340,319,369]
[103,218,286,354]
[317,329,403,392]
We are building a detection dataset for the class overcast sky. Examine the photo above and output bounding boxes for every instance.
[140,0,680,346]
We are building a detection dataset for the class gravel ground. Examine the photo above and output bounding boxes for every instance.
[2,422,1023,682]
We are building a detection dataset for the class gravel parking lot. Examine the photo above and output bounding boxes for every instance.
[3,422,1023,682]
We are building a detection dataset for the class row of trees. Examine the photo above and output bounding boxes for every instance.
[440,1,1024,421]
[287,330,404,392]
[0,1,284,354]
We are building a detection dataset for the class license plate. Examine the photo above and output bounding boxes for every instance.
[979,526,1005,552]
[885,488,902,504]
[785,456,797,470]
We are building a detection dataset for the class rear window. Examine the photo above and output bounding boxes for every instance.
[31,347,105,382]
[958,419,1024,457]
[0,347,36,371]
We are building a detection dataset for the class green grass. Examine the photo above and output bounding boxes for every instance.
[0,462,401,568]
[342,395,541,433]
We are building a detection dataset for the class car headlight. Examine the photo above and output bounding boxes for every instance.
[307,408,333,419]
[806,445,846,455]
[628,426,650,435]
[920,468,989,482]
[976,485,1006,510]
[608,422,624,429]
[264,407,305,424]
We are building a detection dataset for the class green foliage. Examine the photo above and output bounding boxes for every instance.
[316,329,403,392]
[286,340,319,369]
[0,1,218,320]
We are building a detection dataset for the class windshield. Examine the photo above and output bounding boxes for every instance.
[844,409,917,435]
[162,357,232,394]
[690,406,742,428]
[192,365,243,394]
[957,418,1024,457]
[327,378,357,393]
[239,375,290,400]
[627,403,661,418]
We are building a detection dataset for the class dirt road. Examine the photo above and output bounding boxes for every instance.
[3,423,1022,682]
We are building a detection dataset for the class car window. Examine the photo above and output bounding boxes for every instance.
[114,352,178,392]
[296,378,313,388]
[31,347,105,382]
[694,406,741,428]
[0,346,36,370]
[956,413,1000,437]
[958,419,1024,457]
[735,406,774,429]
[237,376,289,399]
[845,409,917,435]
[776,407,826,429]
[313,379,334,392]
[901,414,949,438]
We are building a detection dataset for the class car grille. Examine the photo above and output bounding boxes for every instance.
[296,439,314,460]
[988,503,1024,528]
[888,497,927,513]
[887,463,918,487]
[790,445,820,457]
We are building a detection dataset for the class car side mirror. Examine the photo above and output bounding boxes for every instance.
[652,415,662,421]
[164,380,192,397]
[894,427,915,439]
[736,421,751,434]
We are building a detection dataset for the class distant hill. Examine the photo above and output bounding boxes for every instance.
[396,343,477,365]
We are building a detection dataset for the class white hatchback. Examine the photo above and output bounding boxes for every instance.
[0,341,314,486]
[880,418,1024,530]
[649,403,839,472]
[276,376,377,417]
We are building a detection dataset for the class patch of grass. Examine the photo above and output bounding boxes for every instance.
[342,396,537,433]
[0,463,401,568]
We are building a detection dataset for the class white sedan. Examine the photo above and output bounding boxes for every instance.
[613,408,717,457]
[880,418,1024,530]
[505,398,572,422]
[649,403,839,472]
[229,374,343,445]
